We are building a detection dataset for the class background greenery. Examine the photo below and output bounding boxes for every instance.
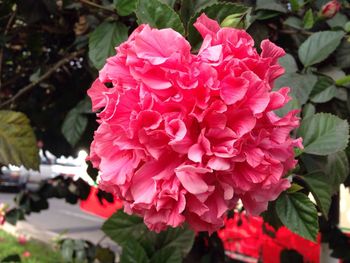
[1,0,350,262]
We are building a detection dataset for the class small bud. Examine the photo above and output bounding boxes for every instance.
[320,0,341,19]
[221,13,246,29]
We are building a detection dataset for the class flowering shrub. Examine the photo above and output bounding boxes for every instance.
[88,14,302,233]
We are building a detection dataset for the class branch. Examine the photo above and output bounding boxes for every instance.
[0,49,85,109]
[0,7,17,91]
[79,0,115,13]
[279,29,313,36]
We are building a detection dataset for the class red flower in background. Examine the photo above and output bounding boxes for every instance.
[320,0,341,18]
[218,213,320,262]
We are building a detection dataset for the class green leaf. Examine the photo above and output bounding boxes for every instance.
[298,31,345,67]
[301,172,332,218]
[261,201,283,230]
[155,226,195,257]
[136,0,185,35]
[289,0,304,12]
[327,13,348,29]
[287,183,304,194]
[5,208,25,225]
[276,192,319,241]
[102,210,147,245]
[150,247,182,263]
[0,111,39,170]
[113,0,139,16]
[256,0,287,13]
[120,239,149,263]
[221,13,247,29]
[61,98,91,147]
[336,40,350,69]
[274,73,317,105]
[255,10,281,20]
[302,103,315,119]
[160,0,176,7]
[287,183,304,193]
[310,75,337,103]
[88,21,128,70]
[278,53,298,73]
[303,9,314,29]
[180,0,217,27]
[274,94,300,117]
[297,113,349,155]
[325,151,349,193]
[188,2,248,47]
[289,0,301,11]
[284,16,303,30]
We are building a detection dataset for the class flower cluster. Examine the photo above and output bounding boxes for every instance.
[88,14,302,233]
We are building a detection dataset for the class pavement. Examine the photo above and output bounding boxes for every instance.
[0,192,120,253]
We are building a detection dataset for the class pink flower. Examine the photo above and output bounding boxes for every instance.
[88,14,302,233]
[320,0,341,19]
[22,251,31,258]
[18,235,27,245]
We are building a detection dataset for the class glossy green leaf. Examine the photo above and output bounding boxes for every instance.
[278,53,298,73]
[303,9,314,29]
[297,113,349,155]
[289,0,301,11]
[0,111,39,170]
[310,75,337,103]
[188,2,248,47]
[113,0,139,16]
[255,10,281,20]
[274,73,317,105]
[256,0,287,13]
[261,202,283,230]
[275,94,300,117]
[301,172,332,218]
[120,239,149,263]
[155,227,195,257]
[287,183,304,193]
[302,103,315,119]
[336,40,350,69]
[327,13,348,29]
[276,192,319,241]
[180,0,217,27]
[150,247,182,263]
[160,0,176,7]
[136,0,185,35]
[61,98,91,147]
[88,22,128,69]
[326,151,349,193]
[284,16,303,29]
[102,211,147,245]
[298,31,345,67]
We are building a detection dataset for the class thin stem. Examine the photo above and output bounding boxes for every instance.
[0,7,17,91]
[97,234,107,245]
[0,49,85,109]
[279,29,313,36]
